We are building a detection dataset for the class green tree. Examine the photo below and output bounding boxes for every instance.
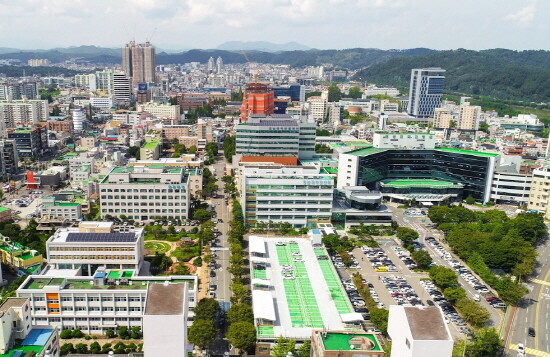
[465,196,476,205]
[60,343,75,355]
[71,328,84,338]
[411,249,433,269]
[188,145,198,154]
[298,340,311,357]
[456,298,490,327]
[193,209,212,223]
[429,266,458,289]
[205,142,219,157]
[194,298,221,321]
[105,329,115,338]
[396,227,419,246]
[316,128,331,136]
[230,283,250,305]
[188,320,217,350]
[465,327,502,357]
[271,336,297,357]
[75,343,88,354]
[227,303,254,324]
[126,146,140,159]
[90,341,101,354]
[60,329,73,339]
[443,286,466,303]
[327,85,342,102]
[226,321,256,353]
[118,326,129,339]
[223,135,236,162]
[348,86,363,99]
[370,308,389,334]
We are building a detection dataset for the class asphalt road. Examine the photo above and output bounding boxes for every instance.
[390,206,504,330]
[508,239,550,355]
[208,157,232,305]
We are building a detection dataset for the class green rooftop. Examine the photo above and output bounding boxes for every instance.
[381,179,463,189]
[23,277,195,290]
[0,344,43,357]
[142,139,160,150]
[346,147,388,156]
[321,167,338,174]
[108,271,121,279]
[321,333,382,352]
[435,147,499,157]
[0,206,10,213]
[329,142,372,148]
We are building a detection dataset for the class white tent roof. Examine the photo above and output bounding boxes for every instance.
[421,202,434,206]
[252,290,276,321]
[340,312,364,322]
[252,278,270,285]
[249,235,266,255]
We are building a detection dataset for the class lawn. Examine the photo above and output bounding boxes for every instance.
[144,241,171,255]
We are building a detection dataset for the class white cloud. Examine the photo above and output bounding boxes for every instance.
[504,2,537,27]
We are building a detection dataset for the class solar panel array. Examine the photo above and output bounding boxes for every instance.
[66,233,137,243]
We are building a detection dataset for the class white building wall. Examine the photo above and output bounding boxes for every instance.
[372,132,436,149]
[337,153,359,189]
[143,314,188,356]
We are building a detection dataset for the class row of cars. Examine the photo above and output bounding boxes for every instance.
[331,252,360,269]
[380,275,423,306]
[419,280,468,333]
[425,237,496,302]
[391,246,418,270]
[361,246,398,272]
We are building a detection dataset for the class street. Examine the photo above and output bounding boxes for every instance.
[508,239,550,356]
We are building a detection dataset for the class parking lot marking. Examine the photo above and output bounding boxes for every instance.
[509,344,550,357]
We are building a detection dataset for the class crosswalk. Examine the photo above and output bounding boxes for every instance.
[530,278,550,287]
[509,344,550,357]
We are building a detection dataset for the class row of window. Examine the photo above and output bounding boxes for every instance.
[36,296,144,302]
[102,209,186,214]
[101,196,186,201]
[101,188,184,193]
[49,255,135,260]
[44,307,142,313]
[49,247,135,252]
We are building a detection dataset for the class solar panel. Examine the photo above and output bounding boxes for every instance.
[66,233,137,243]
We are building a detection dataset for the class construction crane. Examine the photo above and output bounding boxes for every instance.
[147,27,157,43]
[240,50,259,82]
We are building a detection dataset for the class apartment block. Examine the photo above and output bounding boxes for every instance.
[99,166,192,221]
[528,165,550,219]
[16,274,196,334]
[0,238,43,275]
[139,102,179,120]
[241,165,334,228]
[7,125,48,158]
[0,99,49,129]
[139,138,161,160]
[0,82,39,100]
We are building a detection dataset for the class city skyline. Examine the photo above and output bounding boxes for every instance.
[0,0,547,51]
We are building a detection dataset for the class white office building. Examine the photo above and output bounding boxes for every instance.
[307,96,328,121]
[236,114,316,159]
[490,172,532,205]
[99,166,193,221]
[407,68,445,118]
[41,197,83,222]
[74,74,97,91]
[71,107,85,132]
[388,305,453,357]
[372,132,436,150]
[241,166,334,228]
[16,274,197,334]
[45,222,144,276]
[139,102,179,120]
[113,72,131,103]
[90,96,113,110]
[364,85,400,97]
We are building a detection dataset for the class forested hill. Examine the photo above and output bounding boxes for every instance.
[352,49,550,103]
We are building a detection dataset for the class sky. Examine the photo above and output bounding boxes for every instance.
[0,0,548,51]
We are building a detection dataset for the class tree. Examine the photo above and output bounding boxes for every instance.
[327,85,342,102]
[223,135,236,162]
[60,343,75,355]
[456,298,490,327]
[90,341,101,354]
[131,326,141,339]
[126,146,140,159]
[370,308,389,334]
[429,266,458,289]
[118,326,129,339]
[105,329,115,338]
[443,286,466,303]
[230,283,250,305]
[348,86,363,99]
[194,298,221,321]
[465,327,502,357]
[60,329,73,339]
[465,196,476,205]
[279,222,293,235]
[271,336,297,357]
[205,142,219,157]
[396,227,419,246]
[75,343,89,354]
[193,209,212,223]
[298,340,311,357]
[316,129,331,136]
[411,249,433,269]
[226,321,256,353]
[228,303,254,324]
[188,145,197,154]
[188,319,217,350]
[71,328,84,338]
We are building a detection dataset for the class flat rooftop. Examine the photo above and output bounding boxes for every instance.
[145,283,186,315]
[380,179,463,189]
[250,237,359,339]
[21,275,195,291]
[435,147,499,157]
[405,306,450,340]
[320,332,382,351]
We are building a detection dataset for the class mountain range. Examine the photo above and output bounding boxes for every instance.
[216,41,311,52]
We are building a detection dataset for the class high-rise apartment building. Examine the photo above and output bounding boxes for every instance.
[458,100,481,130]
[207,57,215,72]
[122,41,156,86]
[0,82,39,101]
[240,83,274,122]
[407,68,445,118]
[0,99,49,129]
[112,72,132,103]
[216,56,223,73]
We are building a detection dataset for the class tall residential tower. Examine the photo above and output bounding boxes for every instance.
[122,41,156,86]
